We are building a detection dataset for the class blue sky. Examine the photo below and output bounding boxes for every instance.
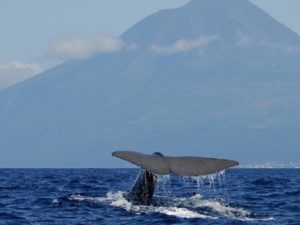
[0,0,300,89]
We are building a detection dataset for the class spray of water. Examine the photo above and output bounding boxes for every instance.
[190,170,226,190]
[63,191,274,221]
[53,169,274,221]
[155,174,171,195]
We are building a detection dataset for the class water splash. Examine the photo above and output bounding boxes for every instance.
[56,168,274,221]
[107,192,216,219]
[64,192,274,221]
[155,174,171,195]
[190,170,226,189]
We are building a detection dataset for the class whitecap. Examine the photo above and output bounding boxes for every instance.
[106,192,216,219]
[68,194,107,202]
[63,192,274,221]
[186,194,275,221]
[156,207,216,219]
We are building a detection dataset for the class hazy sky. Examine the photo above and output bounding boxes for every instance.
[0,0,300,88]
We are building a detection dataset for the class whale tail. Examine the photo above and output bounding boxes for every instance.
[112,151,238,176]
[112,151,239,205]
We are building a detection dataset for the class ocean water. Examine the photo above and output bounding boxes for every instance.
[0,169,299,225]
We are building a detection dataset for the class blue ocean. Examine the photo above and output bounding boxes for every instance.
[0,169,299,225]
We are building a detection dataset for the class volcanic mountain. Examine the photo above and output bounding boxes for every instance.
[1,0,300,167]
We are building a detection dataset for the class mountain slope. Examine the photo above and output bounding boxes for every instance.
[0,0,300,167]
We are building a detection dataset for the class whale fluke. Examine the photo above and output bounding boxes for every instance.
[112,151,238,176]
[112,151,239,205]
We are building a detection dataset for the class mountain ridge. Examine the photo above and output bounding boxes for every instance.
[0,0,300,167]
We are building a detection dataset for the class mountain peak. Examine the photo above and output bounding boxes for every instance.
[122,0,300,51]
[185,0,244,8]
[182,0,255,13]
[1,0,300,167]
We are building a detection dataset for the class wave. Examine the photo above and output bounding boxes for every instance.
[60,192,275,221]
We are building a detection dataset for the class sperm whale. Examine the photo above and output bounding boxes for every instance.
[112,151,239,205]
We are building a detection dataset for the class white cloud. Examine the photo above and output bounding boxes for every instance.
[234,30,300,52]
[150,35,219,55]
[235,31,252,47]
[0,61,42,90]
[260,40,300,53]
[50,35,128,60]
